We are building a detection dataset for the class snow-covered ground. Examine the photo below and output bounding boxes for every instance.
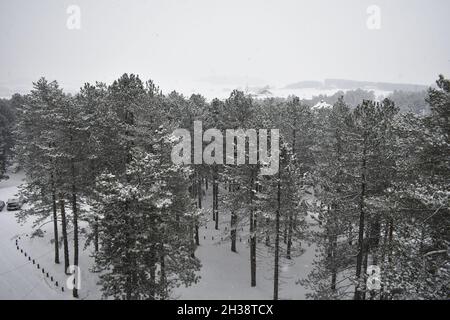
[0,171,316,300]
[175,184,316,300]
[0,171,100,300]
[0,172,70,299]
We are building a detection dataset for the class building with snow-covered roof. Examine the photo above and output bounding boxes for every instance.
[311,100,333,110]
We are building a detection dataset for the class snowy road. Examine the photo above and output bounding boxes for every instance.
[0,173,69,299]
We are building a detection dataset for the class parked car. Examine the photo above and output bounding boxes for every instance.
[7,198,23,211]
[0,200,5,211]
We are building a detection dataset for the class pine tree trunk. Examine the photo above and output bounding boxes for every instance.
[379,221,390,300]
[214,179,219,230]
[195,224,200,246]
[160,245,167,300]
[190,221,196,258]
[273,169,281,300]
[331,233,338,292]
[348,223,354,246]
[331,267,337,292]
[231,210,237,252]
[329,205,338,293]
[59,195,70,275]
[212,190,216,221]
[370,219,381,265]
[354,144,367,300]
[51,186,60,264]
[286,212,293,259]
[212,175,216,222]
[197,175,202,209]
[362,239,369,300]
[71,162,79,298]
[195,176,201,246]
[250,226,256,287]
[94,216,99,252]
[149,244,156,300]
[123,201,133,300]
[286,119,297,257]
[249,170,256,287]
[230,177,236,252]
[192,177,197,198]
[387,219,394,264]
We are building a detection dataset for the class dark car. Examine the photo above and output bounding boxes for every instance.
[7,198,23,211]
[0,201,5,211]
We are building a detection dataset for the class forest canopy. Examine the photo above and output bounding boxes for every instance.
[0,74,448,300]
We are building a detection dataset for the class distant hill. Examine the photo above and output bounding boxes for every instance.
[284,81,323,90]
[284,79,430,92]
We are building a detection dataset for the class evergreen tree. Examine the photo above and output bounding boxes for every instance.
[220,90,259,286]
[15,79,70,268]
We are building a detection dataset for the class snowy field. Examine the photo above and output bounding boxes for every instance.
[0,171,316,300]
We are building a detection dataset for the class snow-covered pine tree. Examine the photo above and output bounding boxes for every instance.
[55,92,95,297]
[300,97,357,299]
[347,99,399,300]
[91,74,200,299]
[203,98,225,231]
[377,76,449,299]
[255,140,307,300]
[220,90,260,286]
[73,82,109,253]
[276,96,314,255]
[15,78,71,267]
[0,97,16,180]
[187,94,209,245]
[93,128,200,299]
[302,97,400,300]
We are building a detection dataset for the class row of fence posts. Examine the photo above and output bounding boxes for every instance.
[15,236,65,293]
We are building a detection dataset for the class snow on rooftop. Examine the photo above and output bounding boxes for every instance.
[311,100,333,110]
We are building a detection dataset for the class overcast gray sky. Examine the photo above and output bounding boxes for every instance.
[1,0,449,96]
